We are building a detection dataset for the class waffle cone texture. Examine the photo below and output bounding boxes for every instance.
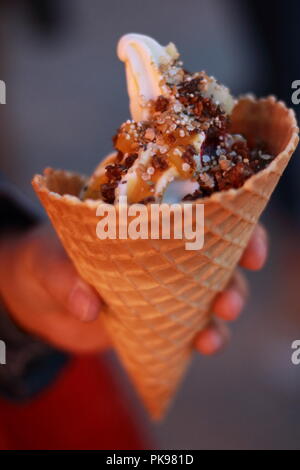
[32,97,298,419]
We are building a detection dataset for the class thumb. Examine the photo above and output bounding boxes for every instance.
[23,227,104,322]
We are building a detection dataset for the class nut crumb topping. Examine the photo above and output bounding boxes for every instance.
[94,51,275,204]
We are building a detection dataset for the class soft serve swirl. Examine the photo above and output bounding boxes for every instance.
[82,34,272,204]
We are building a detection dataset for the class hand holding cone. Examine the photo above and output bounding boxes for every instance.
[33,96,298,419]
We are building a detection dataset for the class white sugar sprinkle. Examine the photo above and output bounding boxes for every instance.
[160,145,169,154]
[182,163,190,172]
[147,166,155,175]
[261,154,273,160]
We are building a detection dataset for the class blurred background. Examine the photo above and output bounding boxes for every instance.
[0,0,300,450]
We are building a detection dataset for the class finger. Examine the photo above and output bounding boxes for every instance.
[239,224,268,271]
[194,319,230,355]
[34,305,112,353]
[24,230,104,322]
[213,270,248,321]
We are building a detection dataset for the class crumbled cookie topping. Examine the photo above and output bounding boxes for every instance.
[87,56,274,204]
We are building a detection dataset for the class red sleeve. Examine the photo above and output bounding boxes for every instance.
[0,354,150,450]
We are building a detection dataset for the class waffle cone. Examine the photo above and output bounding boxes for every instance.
[32,97,298,419]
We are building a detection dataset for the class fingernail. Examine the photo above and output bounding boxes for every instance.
[68,280,102,321]
[226,289,244,320]
[258,225,268,243]
[256,234,268,267]
[197,328,224,355]
[207,330,223,353]
[214,288,245,321]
